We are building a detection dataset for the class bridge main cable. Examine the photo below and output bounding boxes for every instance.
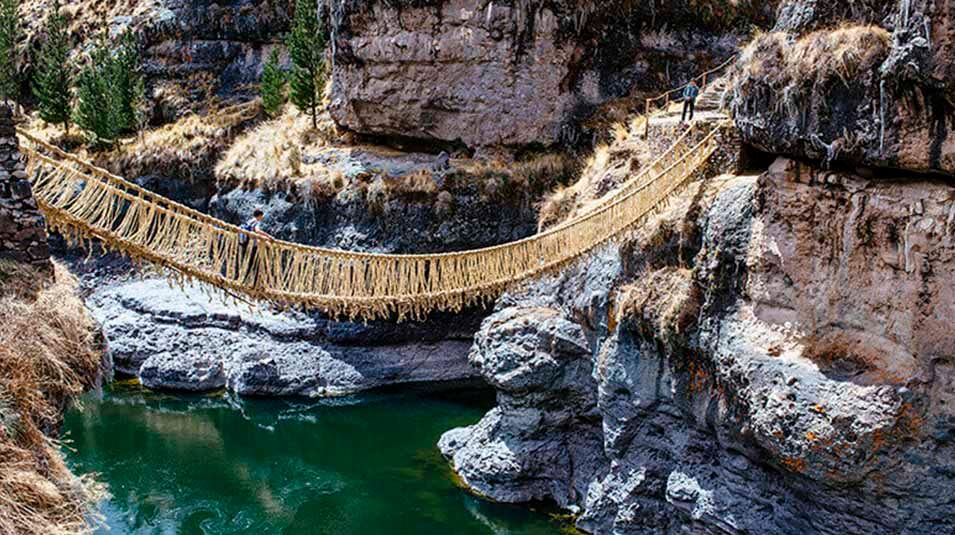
[16,121,723,321]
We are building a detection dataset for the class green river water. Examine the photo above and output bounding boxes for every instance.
[63,382,570,535]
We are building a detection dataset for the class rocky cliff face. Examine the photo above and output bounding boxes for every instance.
[327,0,774,149]
[78,274,480,397]
[24,0,293,118]
[733,0,955,176]
[440,158,955,534]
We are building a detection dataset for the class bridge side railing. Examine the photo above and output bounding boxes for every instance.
[642,55,736,137]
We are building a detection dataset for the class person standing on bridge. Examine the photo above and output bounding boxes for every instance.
[238,208,273,287]
[681,79,700,123]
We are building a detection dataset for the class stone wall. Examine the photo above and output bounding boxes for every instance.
[0,105,51,271]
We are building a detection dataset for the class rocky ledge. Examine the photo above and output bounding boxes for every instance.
[733,0,955,175]
[440,158,955,534]
[84,275,481,397]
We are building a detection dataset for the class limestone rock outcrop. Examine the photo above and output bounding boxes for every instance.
[441,160,955,534]
[439,305,606,506]
[83,275,480,397]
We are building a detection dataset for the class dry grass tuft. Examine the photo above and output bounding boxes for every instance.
[737,25,891,89]
[0,261,105,535]
[790,25,891,84]
[617,267,700,342]
[101,100,262,182]
[215,106,339,195]
[464,152,578,205]
[537,185,579,230]
[537,113,654,229]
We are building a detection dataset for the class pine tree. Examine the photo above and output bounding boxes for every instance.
[260,49,287,118]
[73,39,121,145]
[74,33,145,145]
[33,0,72,133]
[111,32,144,132]
[0,0,20,104]
[286,0,327,129]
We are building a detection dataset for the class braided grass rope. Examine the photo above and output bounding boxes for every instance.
[17,122,724,322]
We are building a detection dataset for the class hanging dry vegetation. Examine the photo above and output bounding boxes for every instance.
[0,261,105,535]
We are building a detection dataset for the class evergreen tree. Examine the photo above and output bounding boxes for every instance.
[73,39,121,145]
[0,0,20,104]
[111,32,144,132]
[260,49,287,118]
[286,0,326,129]
[33,0,72,133]
[74,33,145,145]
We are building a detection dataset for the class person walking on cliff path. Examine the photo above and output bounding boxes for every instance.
[681,79,700,123]
[238,208,273,287]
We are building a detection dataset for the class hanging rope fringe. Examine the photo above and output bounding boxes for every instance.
[16,122,726,322]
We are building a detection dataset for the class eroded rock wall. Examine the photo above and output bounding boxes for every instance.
[441,158,955,534]
[327,0,774,149]
[733,0,955,176]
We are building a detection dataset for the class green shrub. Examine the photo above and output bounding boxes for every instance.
[73,34,145,145]
[0,0,19,104]
[287,0,327,129]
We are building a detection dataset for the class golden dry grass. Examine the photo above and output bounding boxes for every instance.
[738,25,892,88]
[214,106,340,195]
[537,185,578,230]
[538,113,653,229]
[460,152,577,205]
[100,100,263,181]
[0,261,106,535]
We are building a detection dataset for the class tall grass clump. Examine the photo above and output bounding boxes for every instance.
[0,261,105,535]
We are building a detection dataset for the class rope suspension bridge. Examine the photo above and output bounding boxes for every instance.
[16,77,731,321]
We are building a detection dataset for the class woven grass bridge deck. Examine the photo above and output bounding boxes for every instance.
[17,117,726,321]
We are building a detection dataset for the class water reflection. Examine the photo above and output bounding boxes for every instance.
[64,383,569,535]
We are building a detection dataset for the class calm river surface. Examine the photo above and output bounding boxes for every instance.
[63,382,570,534]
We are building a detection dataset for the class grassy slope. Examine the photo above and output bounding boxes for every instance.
[0,261,104,535]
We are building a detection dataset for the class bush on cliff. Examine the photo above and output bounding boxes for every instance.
[261,49,288,118]
[0,261,104,534]
[287,0,327,130]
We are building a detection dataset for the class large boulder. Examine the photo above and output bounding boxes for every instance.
[439,306,606,507]
[85,276,480,397]
[733,0,955,176]
[327,0,774,149]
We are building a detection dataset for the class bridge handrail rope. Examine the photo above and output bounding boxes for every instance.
[642,55,736,137]
[17,117,725,322]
